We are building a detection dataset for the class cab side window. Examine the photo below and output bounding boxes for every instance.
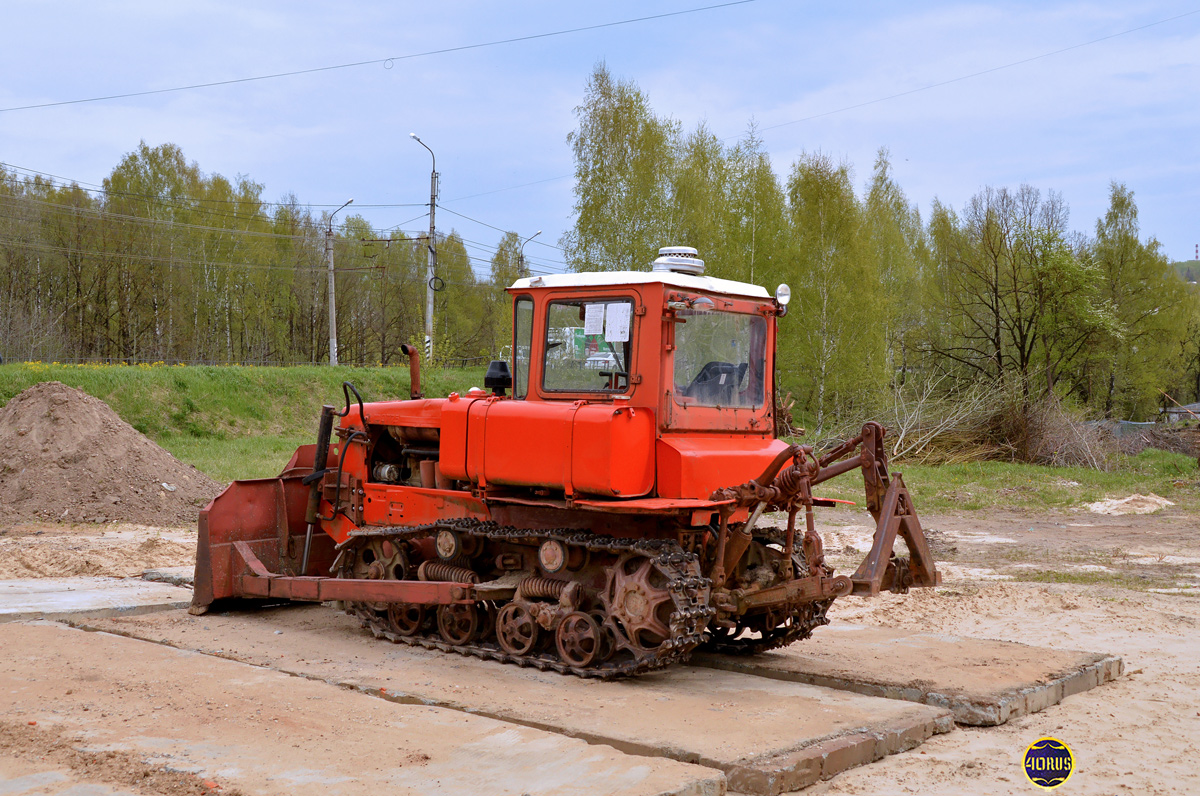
[513,297,534,399]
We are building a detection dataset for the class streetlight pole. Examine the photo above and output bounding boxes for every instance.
[410,133,438,360]
[518,230,542,278]
[326,198,353,366]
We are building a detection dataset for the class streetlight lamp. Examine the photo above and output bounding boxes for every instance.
[518,230,542,278]
[410,133,438,360]
[326,198,353,366]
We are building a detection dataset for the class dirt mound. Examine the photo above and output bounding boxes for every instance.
[0,382,221,527]
[1087,493,1174,515]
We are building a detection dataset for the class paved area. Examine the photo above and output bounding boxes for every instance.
[1,621,722,796]
[80,606,953,794]
[691,622,1124,725]
[0,578,191,623]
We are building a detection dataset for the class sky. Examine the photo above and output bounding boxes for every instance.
[2,0,1198,280]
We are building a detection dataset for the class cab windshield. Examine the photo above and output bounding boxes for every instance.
[673,309,766,408]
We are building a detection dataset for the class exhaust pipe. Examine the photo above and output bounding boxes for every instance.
[400,344,422,399]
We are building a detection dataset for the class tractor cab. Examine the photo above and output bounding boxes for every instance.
[503,247,789,439]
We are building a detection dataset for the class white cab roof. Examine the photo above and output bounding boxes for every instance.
[509,270,771,299]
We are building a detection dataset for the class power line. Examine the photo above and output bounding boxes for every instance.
[453,234,563,276]
[0,194,310,241]
[741,7,1200,140]
[0,2,758,114]
[0,189,433,244]
[3,162,574,269]
[0,235,317,272]
[379,211,430,232]
[446,173,572,203]
[1,161,425,215]
[438,205,568,258]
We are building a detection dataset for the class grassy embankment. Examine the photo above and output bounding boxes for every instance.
[0,362,485,482]
[2,363,1196,510]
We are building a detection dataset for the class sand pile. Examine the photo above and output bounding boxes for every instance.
[0,530,196,578]
[0,382,222,526]
[1086,493,1174,515]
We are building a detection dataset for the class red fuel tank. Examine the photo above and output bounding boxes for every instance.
[439,396,655,498]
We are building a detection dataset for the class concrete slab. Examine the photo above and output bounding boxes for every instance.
[79,606,953,794]
[691,622,1123,726]
[0,577,191,623]
[140,566,194,586]
[1,621,722,796]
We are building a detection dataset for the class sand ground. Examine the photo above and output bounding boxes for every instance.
[2,502,1198,794]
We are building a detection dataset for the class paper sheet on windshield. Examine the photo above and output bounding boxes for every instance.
[583,303,605,336]
[605,302,631,342]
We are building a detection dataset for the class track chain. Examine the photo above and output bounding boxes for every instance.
[342,519,715,679]
[699,598,833,655]
[699,530,834,656]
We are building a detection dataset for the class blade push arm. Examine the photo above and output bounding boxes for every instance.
[712,422,940,596]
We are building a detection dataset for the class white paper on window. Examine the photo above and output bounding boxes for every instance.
[583,303,605,336]
[604,302,631,342]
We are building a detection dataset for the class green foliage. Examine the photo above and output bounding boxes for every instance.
[783,152,884,430]
[4,69,1197,452]
[0,146,509,368]
[807,449,1198,512]
[556,66,1198,436]
[561,64,681,271]
[863,149,927,379]
[1081,183,1195,418]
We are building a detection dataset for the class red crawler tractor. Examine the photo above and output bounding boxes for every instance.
[192,247,939,678]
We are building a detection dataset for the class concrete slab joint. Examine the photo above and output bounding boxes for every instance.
[691,624,1123,727]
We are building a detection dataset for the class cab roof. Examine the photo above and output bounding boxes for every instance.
[508,270,771,299]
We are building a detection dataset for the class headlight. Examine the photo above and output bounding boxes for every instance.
[775,284,791,306]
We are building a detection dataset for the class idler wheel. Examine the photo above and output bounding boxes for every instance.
[436,604,481,646]
[555,611,602,668]
[496,603,539,656]
[386,603,425,637]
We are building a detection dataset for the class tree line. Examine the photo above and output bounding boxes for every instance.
[0,144,517,367]
[3,63,1198,426]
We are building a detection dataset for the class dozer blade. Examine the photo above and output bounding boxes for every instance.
[191,444,480,614]
[191,444,336,613]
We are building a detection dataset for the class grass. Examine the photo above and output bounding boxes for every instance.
[1,362,486,483]
[157,433,313,483]
[4,362,1198,503]
[810,449,1200,513]
[0,362,486,439]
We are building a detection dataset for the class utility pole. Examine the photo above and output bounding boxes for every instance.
[410,133,438,360]
[518,230,542,278]
[326,198,354,366]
